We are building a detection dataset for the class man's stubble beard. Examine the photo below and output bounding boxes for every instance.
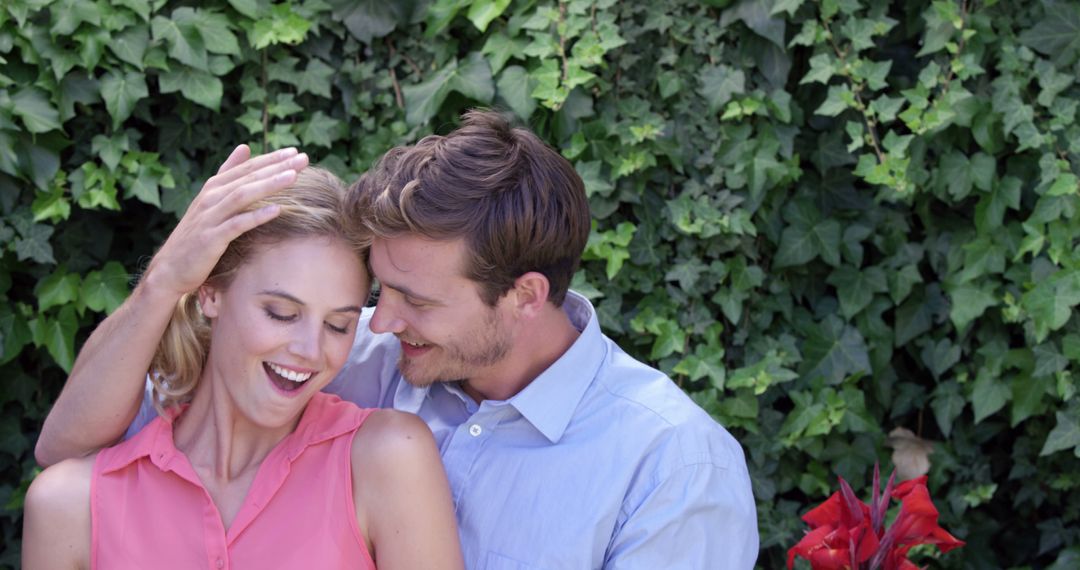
[398,311,512,388]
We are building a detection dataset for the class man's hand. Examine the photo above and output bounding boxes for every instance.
[141,145,309,297]
[35,145,309,466]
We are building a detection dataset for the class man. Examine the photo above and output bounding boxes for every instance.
[37,110,758,568]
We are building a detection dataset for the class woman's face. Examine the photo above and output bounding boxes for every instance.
[198,235,369,429]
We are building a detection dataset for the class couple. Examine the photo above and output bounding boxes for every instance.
[26,111,758,568]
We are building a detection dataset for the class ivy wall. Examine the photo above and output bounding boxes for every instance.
[2,0,1080,567]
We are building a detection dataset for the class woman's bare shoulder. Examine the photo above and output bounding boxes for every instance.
[350,409,439,470]
[23,454,96,570]
[26,453,96,508]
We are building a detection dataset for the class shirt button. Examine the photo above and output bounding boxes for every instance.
[216,558,224,568]
[469,424,482,437]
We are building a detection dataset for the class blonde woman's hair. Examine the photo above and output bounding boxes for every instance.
[149,167,371,416]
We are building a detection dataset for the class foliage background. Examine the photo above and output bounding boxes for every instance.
[2,0,1080,567]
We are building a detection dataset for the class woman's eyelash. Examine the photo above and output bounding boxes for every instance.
[264,309,295,322]
[327,323,348,334]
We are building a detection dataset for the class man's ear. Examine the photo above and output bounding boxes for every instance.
[197,284,221,319]
[508,272,550,319]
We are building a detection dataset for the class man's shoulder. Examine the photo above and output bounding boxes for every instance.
[586,337,745,469]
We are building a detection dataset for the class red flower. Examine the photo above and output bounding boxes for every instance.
[788,465,964,570]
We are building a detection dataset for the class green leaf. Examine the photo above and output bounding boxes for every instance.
[404,54,494,125]
[295,58,335,98]
[971,371,1010,424]
[227,0,260,19]
[12,88,61,134]
[158,67,223,111]
[81,261,130,314]
[298,111,342,148]
[1022,269,1080,342]
[1011,373,1050,427]
[1040,410,1080,456]
[29,305,78,372]
[698,65,745,114]
[193,10,240,55]
[330,0,404,44]
[1033,343,1068,378]
[1020,1,1080,66]
[650,318,686,360]
[816,84,853,117]
[108,24,149,69]
[448,52,495,103]
[801,316,871,385]
[947,281,998,330]
[35,269,80,312]
[496,65,537,121]
[920,337,961,379]
[151,11,208,69]
[827,266,887,319]
[14,223,56,264]
[482,32,526,75]
[0,304,32,365]
[931,381,965,438]
[722,0,786,48]
[50,0,102,36]
[99,70,148,128]
[467,0,511,32]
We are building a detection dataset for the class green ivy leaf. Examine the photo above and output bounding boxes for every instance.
[330,0,405,44]
[298,111,342,148]
[467,0,511,32]
[34,269,81,312]
[108,24,149,69]
[496,65,537,121]
[159,67,223,111]
[1011,373,1050,427]
[1040,410,1080,456]
[801,316,871,385]
[1022,269,1080,342]
[81,261,130,314]
[947,281,998,330]
[227,0,261,19]
[29,305,78,372]
[931,381,965,438]
[698,65,745,114]
[151,10,208,70]
[49,0,102,36]
[972,371,1010,424]
[295,59,335,98]
[1020,1,1080,66]
[11,88,61,134]
[0,304,32,365]
[14,223,56,265]
[827,266,887,319]
[921,337,961,380]
[99,70,148,128]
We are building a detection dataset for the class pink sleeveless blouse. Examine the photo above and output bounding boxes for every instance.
[91,393,377,570]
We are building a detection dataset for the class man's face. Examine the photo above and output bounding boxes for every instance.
[368,235,512,387]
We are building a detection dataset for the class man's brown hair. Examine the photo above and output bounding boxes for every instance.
[350,109,590,307]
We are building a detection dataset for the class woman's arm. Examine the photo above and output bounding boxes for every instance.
[22,455,96,570]
[35,146,309,466]
[352,410,465,570]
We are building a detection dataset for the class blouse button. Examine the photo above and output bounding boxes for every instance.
[469,424,482,437]
[215,558,224,568]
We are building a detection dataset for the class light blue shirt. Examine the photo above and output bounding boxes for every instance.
[131,291,758,568]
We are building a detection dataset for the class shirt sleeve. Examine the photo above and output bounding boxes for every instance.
[603,460,759,569]
[123,375,158,440]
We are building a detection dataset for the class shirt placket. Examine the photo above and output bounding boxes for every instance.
[440,403,505,508]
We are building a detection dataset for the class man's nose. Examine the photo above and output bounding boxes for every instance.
[369,296,406,334]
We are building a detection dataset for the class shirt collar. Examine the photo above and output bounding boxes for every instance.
[508,291,605,443]
[393,290,607,443]
[99,393,364,473]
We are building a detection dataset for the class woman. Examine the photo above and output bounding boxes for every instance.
[23,166,464,569]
